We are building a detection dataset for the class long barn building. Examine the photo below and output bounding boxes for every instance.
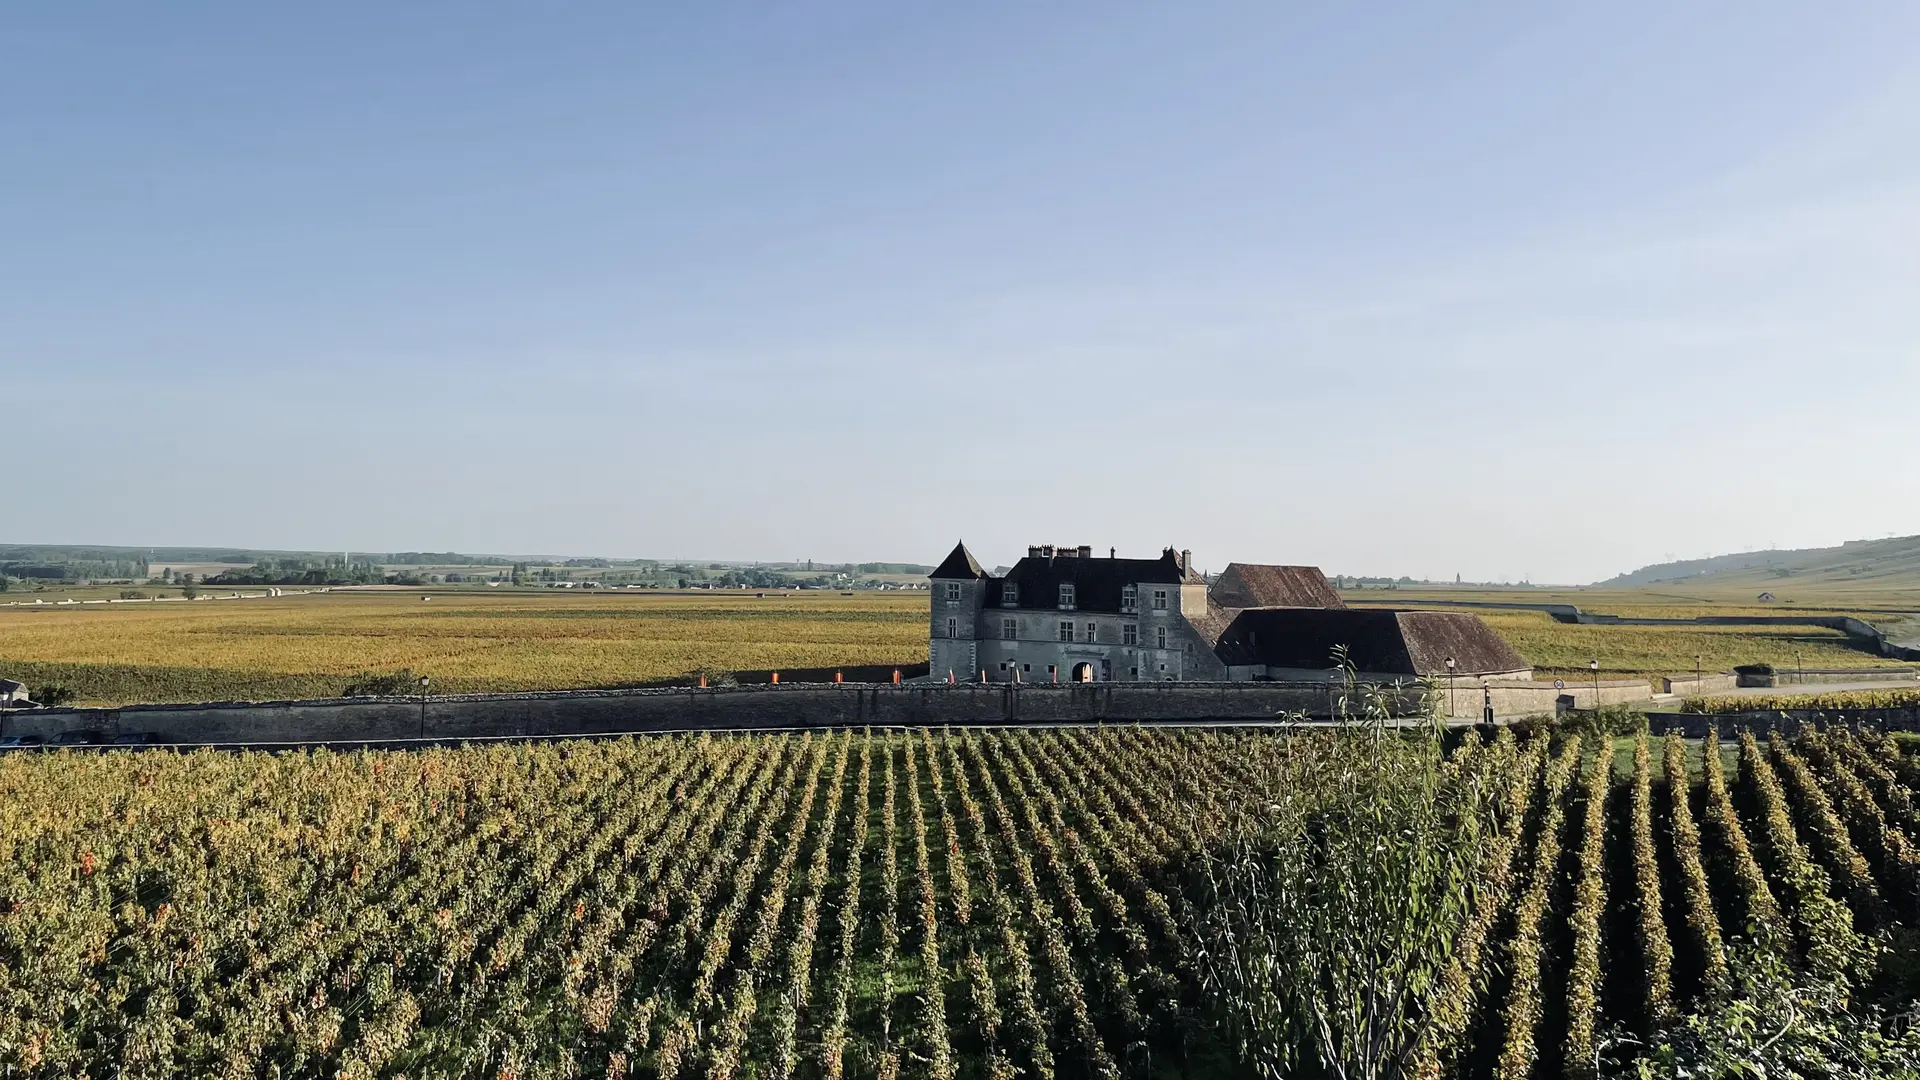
[928,542,1529,684]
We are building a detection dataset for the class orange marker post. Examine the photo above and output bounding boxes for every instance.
[771,671,779,685]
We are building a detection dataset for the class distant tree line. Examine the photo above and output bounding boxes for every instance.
[203,558,388,587]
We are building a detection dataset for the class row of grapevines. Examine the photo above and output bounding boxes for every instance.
[1660,733,1727,992]
[1737,731,1867,981]
[1564,746,1611,1080]
[1495,735,1582,1080]
[1628,729,1675,1022]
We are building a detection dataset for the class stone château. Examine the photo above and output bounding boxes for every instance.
[928,542,1530,684]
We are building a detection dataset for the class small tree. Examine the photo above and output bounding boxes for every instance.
[341,669,421,697]
[1189,654,1492,1080]
[37,685,77,707]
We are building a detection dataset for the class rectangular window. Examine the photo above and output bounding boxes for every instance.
[1123,624,1137,646]
[1002,582,1018,605]
[1156,626,1168,649]
[1151,589,1168,611]
[1084,621,1097,643]
[946,617,958,639]
[1058,583,1076,609]
[1121,584,1137,612]
[945,582,961,601]
[1002,618,1018,640]
[1058,620,1075,642]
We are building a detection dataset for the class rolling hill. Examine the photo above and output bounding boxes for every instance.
[1599,534,1920,595]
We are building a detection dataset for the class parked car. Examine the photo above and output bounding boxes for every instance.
[50,729,106,746]
[0,734,44,751]
[111,732,161,747]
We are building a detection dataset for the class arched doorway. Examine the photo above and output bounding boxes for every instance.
[1071,662,1095,683]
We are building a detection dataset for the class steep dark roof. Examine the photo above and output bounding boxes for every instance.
[995,548,1196,614]
[929,542,984,580]
[1211,609,1527,676]
[1209,563,1345,610]
[1393,611,1530,677]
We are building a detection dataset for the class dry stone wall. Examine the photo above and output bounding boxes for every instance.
[0,675,1672,746]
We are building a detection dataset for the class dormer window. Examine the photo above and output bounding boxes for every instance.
[1120,584,1137,612]
[1002,582,1018,606]
[1058,583,1076,609]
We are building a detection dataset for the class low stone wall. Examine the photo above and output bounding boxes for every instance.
[1661,674,1739,695]
[1,681,1442,745]
[1646,707,1920,738]
[1756,669,1920,686]
[0,672,1674,745]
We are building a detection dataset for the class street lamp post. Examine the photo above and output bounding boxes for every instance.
[1589,659,1600,710]
[418,676,430,740]
[1445,657,1457,719]
[1695,653,1703,694]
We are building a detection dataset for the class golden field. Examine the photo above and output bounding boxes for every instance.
[0,590,928,705]
[1471,610,1902,679]
[2,586,1912,706]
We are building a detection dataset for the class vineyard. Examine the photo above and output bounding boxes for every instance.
[1684,686,1920,714]
[5,725,1920,1077]
[0,591,927,705]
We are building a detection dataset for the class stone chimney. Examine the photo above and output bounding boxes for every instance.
[1180,549,1192,576]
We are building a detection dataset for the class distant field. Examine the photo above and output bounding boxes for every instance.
[1341,583,1920,613]
[0,590,927,706]
[4,584,1913,707]
[1342,587,1918,679]
[1472,610,1902,679]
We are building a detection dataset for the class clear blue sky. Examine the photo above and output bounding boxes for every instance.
[7,3,1918,583]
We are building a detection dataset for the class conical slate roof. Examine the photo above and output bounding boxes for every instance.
[929,541,985,580]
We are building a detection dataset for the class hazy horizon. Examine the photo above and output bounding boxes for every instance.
[9,3,1919,584]
[9,529,1918,589]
